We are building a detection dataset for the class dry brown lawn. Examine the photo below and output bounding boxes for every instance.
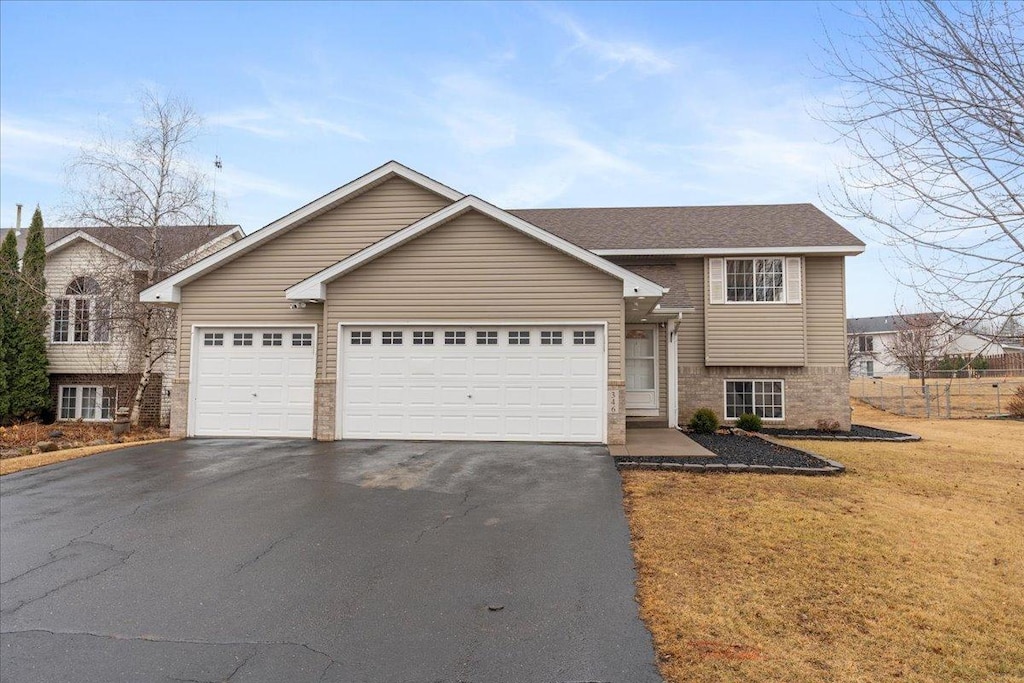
[623,401,1024,682]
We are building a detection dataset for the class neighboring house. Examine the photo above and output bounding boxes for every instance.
[0,224,242,425]
[141,161,865,445]
[847,312,1012,377]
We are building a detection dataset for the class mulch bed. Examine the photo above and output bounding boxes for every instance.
[614,431,845,476]
[764,424,921,441]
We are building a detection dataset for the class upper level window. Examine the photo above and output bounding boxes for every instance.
[53,276,110,343]
[726,258,784,303]
[858,335,874,353]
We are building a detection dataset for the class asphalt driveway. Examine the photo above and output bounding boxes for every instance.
[0,439,660,682]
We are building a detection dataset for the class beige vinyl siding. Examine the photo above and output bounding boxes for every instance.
[176,177,452,377]
[325,210,624,381]
[675,258,705,365]
[704,257,806,366]
[45,240,133,374]
[805,256,848,365]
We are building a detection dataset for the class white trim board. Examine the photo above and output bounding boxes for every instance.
[593,246,865,257]
[287,196,667,301]
[141,161,464,304]
[47,231,144,269]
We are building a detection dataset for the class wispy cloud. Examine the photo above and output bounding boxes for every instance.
[429,72,646,206]
[208,103,367,141]
[549,12,676,77]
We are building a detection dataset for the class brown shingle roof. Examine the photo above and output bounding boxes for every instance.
[509,204,864,251]
[619,262,692,308]
[0,225,239,265]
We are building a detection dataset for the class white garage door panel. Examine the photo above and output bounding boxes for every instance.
[339,324,604,443]
[193,327,315,438]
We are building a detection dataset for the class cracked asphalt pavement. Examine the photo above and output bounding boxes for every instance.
[0,439,661,682]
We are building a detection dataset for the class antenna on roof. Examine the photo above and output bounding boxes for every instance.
[210,156,223,226]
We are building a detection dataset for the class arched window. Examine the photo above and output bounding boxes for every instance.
[53,276,110,343]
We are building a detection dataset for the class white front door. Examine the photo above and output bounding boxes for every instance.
[625,325,658,413]
[338,324,605,443]
[192,327,316,437]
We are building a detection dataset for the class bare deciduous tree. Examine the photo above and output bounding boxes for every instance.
[66,91,215,426]
[885,313,948,387]
[821,1,1024,330]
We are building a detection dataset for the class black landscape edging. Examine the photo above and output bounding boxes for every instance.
[765,424,921,442]
[614,429,845,476]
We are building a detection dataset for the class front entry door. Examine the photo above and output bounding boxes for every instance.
[625,325,658,413]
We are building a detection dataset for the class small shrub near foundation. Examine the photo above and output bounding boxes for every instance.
[689,408,720,434]
[735,413,763,432]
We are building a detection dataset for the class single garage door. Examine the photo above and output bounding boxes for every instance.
[339,324,605,442]
[192,327,315,437]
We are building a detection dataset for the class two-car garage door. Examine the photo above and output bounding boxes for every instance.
[191,323,605,442]
[339,324,605,443]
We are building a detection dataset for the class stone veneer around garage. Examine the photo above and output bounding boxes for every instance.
[677,364,852,431]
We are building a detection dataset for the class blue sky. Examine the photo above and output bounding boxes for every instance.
[1,1,902,316]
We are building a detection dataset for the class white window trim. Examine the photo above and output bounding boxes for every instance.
[722,379,786,421]
[51,294,112,345]
[58,385,116,422]
[723,257,786,305]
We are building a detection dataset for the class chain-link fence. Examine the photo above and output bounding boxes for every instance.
[851,376,1023,418]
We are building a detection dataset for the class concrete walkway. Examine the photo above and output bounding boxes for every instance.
[609,428,716,457]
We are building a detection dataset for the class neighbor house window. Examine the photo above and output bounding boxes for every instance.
[292,332,313,346]
[540,331,563,345]
[862,360,874,375]
[476,330,497,345]
[573,330,596,345]
[233,332,253,346]
[262,333,283,346]
[53,276,110,343]
[444,330,466,345]
[350,331,371,345]
[58,385,116,421]
[858,335,874,353]
[724,380,784,420]
[413,331,434,345]
[726,258,784,303]
[382,330,402,345]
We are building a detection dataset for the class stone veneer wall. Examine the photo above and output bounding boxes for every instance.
[169,378,189,438]
[607,379,626,445]
[49,372,164,427]
[678,364,851,430]
[314,379,336,441]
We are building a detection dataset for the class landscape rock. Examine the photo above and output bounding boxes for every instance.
[48,429,64,439]
[35,441,57,452]
[87,439,109,447]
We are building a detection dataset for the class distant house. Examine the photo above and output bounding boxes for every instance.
[847,312,1015,377]
[0,224,242,424]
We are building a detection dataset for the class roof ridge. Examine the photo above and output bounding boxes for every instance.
[511,203,817,211]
